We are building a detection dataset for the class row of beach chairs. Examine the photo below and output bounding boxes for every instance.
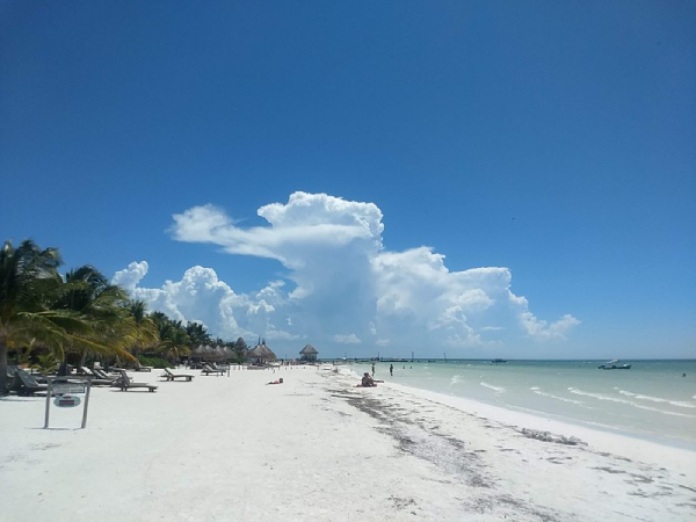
[3,366,156,395]
[80,367,159,392]
[3,362,232,396]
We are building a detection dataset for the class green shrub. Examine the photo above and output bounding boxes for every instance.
[137,355,172,369]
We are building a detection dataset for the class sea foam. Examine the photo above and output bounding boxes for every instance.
[568,387,695,418]
[530,386,583,405]
[615,388,696,409]
[480,382,505,394]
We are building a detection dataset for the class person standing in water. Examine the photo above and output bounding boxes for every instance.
[371,362,375,376]
[389,364,393,376]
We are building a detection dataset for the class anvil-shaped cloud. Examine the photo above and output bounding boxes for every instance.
[113,192,579,357]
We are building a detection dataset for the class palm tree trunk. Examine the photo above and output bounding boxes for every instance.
[0,342,9,395]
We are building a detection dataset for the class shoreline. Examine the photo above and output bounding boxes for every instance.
[331,363,696,462]
[377,378,696,468]
[341,360,696,451]
[385,378,696,452]
[2,365,695,521]
[326,367,696,520]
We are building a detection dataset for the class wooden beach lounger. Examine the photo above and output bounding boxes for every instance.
[161,368,194,381]
[111,370,158,392]
[93,368,120,380]
[9,366,49,396]
[201,364,226,376]
[79,367,119,386]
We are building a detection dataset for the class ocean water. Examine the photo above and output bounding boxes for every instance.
[347,359,696,450]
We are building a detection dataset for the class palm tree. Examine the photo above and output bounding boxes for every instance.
[125,299,158,359]
[186,321,211,347]
[151,313,191,362]
[51,266,136,369]
[1,242,142,387]
[0,240,63,393]
[232,337,248,364]
[161,324,191,362]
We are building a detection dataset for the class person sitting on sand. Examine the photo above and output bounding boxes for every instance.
[358,372,383,387]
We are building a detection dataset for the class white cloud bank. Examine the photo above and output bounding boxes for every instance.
[113,192,579,357]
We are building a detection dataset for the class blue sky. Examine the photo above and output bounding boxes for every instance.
[2,1,694,359]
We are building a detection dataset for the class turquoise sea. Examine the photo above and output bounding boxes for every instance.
[346,359,696,450]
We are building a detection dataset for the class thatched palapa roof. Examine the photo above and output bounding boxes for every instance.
[247,341,277,362]
[192,344,230,361]
[299,344,318,356]
[193,344,210,355]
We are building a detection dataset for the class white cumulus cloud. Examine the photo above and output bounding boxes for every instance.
[112,261,149,292]
[116,192,579,357]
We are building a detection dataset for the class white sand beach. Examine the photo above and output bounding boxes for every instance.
[1,365,695,521]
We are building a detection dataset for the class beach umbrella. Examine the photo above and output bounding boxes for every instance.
[221,346,233,362]
[204,344,218,362]
[213,346,228,361]
[193,344,217,362]
[191,344,205,361]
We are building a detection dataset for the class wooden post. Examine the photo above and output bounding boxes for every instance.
[81,378,92,429]
[44,378,53,429]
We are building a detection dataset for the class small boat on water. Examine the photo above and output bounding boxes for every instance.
[491,358,508,364]
[598,359,632,370]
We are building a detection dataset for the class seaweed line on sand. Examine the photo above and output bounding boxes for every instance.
[326,381,565,521]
